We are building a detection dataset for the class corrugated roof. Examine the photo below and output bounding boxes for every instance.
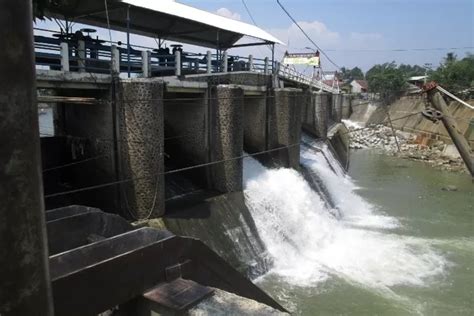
[44,0,283,49]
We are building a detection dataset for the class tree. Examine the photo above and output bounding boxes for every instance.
[366,62,407,101]
[398,64,425,77]
[430,52,474,93]
[339,66,364,81]
[349,67,364,80]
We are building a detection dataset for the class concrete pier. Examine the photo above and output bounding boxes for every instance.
[341,94,352,119]
[268,88,303,169]
[209,85,244,192]
[243,94,267,154]
[117,79,165,218]
[302,91,329,139]
[332,93,343,123]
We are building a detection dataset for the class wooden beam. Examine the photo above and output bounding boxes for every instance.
[37,95,102,105]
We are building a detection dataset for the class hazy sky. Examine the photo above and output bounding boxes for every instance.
[36,0,473,72]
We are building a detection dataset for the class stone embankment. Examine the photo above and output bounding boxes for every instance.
[344,121,468,174]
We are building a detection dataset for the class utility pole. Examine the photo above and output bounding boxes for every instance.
[0,0,54,315]
[425,83,474,177]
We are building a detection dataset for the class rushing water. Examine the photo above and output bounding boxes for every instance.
[243,140,473,315]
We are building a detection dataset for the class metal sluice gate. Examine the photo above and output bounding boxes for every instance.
[46,206,287,315]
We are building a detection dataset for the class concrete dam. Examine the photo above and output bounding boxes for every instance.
[39,69,352,273]
[1,1,357,314]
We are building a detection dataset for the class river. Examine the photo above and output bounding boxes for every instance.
[244,147,473,315]
[37,109,472,314]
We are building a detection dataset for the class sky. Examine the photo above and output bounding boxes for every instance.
[35,0,473,72]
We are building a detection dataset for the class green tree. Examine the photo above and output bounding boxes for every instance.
[398,64,425,77]
[349,67,364,80]
[339,66,364,81]
[366,62,407,101]
[430,52,474,92]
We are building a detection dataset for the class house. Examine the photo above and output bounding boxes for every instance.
[407,75,428,89]
[350,80,368,93]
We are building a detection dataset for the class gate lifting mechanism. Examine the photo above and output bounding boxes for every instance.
[422,107,443,122]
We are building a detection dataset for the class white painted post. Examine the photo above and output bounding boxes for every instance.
[60,42,69,72]
[175,50,181,76]
[141,50,151,77]
[222,51,228,73]
[206,50,212,74]
[248,54,254,71]
[111,45,120,74]
[264,57,269,75]
[77,39,86,72]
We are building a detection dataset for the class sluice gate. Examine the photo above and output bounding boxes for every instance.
[46,205,287,315]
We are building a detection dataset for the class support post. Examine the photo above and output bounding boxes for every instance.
[428,89,474,177]
[0,0,53,314]
[111,45,121,74]
[271,44,275,76]
[141,50,150,78]
[222,51,228,73]
[60,41,70,72]
[248,54,254,71]
[116,81,165,218]
[126,5,131,78]
[175,50,181,76]
[264,57,269,75]
[267,88,303,168]
[78,39,86,72]
[206,50,212,74]
[209,85,244,192]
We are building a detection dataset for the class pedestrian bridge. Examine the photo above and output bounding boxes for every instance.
[34,33,339,93]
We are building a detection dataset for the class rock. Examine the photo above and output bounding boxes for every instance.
[189,288,289,315]
[441,185,458,192]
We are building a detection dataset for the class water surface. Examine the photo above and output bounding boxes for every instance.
[247,149,473,315]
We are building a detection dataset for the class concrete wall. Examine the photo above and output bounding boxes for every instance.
[209,85,244,193]
[267,88,303,169]
[243,94,267,154]
[349,96,474,149]
[341,94,352,119]
[331,93,343,123]
[116,79,165,218]
[388,96,474,149]
[301,91,329,139]
[328,123,351,170]
[185,72,271,87]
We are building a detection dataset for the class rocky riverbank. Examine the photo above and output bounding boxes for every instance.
[343,120,468,174]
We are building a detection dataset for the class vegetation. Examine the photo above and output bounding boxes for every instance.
[339,66,365,81]
[430,53,474,93]
[397,64,425,77]
[365,62,407,100]
[32,0,50,19]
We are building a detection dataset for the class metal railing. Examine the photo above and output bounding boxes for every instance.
[34,34,337,92]
[276,62,339,93]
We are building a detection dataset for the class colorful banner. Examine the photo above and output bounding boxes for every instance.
[283,52,320,66]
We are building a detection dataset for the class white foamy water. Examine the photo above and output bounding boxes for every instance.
[243,144,447,291]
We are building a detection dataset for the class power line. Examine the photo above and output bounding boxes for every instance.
[242,0,258,27]
[44,143,301,199]
[324,47,474,53]
[276,0,341,70]
[42,154,109,173]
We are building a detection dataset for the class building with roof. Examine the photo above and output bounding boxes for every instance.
[350,80,368,93]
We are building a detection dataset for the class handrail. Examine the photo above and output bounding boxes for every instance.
[33,34,337,92]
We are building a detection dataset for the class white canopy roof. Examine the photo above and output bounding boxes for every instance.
[44,0,283,49]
